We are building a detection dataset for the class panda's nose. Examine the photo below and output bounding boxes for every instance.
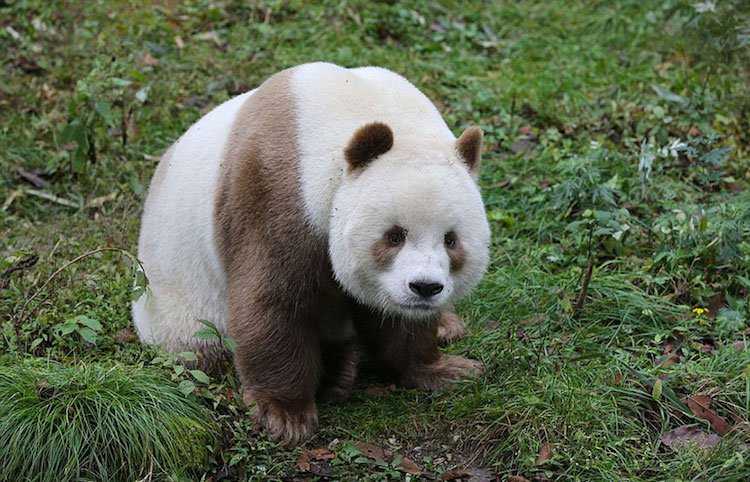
[409,281,444,298]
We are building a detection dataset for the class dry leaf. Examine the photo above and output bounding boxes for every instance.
[298,447,336,477]
[484,180,510,189]
[655,352,680,367]
[485,320,500,330]
[685,395,731,435]
[534,443,557,466]
[355,441,391,461]
[115,328,138,344]
[398,456,421,475]
[508,476,531,482]
[440,470,471,480]
[661,425,720,449]
[354,441,421,475]
[86,191,118,208]
[140,52,159,66]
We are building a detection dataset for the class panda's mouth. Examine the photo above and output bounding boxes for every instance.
[397,301,439,312]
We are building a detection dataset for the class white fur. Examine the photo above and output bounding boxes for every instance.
[328,149,490,318]
[134,62,490,352]
[292,63,455,235]
[132,90,254,351]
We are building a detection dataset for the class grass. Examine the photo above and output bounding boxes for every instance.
[2,0,750,480]
[0,360,217,481]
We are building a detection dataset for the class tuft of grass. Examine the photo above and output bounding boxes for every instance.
[0,360,217,481]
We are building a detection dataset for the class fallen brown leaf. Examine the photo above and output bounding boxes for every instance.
[298,447,336,477]
[699,342,715,354]
[398,456,421,475]
[685,395,731,435]
[140,52,159,66]
[508,476,531,482]
[534,443,557,466]
[655,353,680,366]
[355,441,391,461]
[661,425,720,449]
[519,124,533,135]
[308,447,336,460]
[115,328,138,344]
[485,320,500,330]
[354,441,421,475]
[484,180,510,189]
[440,470,471,480]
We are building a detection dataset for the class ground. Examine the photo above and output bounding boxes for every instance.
[1,1,749,480]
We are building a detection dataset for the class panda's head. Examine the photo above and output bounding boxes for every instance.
[329,122,490,320]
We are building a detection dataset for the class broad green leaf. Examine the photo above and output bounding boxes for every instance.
[78,327,98,344]
[190,369,210,384]
[178,379,195,396]
[179,351,198,362]
[73,315,102,332]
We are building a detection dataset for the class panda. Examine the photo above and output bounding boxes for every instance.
[133,62,491,443]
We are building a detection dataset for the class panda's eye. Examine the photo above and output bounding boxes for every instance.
[386,228,405,247]
[444,231,457,249]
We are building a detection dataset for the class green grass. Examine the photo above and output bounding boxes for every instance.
[2,0,750,480]
[0,360,217,481]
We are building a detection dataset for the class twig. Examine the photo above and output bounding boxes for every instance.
[573,223,595,316]
[0,253,39,289]
[24,188,79,208]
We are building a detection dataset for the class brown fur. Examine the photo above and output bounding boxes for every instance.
[344,122,394,170]
[447,239,467,272]
[437,310,466,342]
[371,228,405,268]
[456,127,484,173]
[349,301,480,391]
[215,69,330,444]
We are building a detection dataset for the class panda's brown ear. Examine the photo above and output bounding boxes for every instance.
[456,127,483,174]
[344,122,394,170]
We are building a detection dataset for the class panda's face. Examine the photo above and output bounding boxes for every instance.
[328,152,490,320]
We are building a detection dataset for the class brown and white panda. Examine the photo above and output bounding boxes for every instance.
[133,62,491,443]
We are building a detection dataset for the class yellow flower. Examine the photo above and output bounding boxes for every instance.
[692,307,708,315]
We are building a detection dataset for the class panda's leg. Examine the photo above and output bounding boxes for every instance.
[436,308,467,343]
[318,340,358,403]
[228,280,321,445]
[350,303,482,391]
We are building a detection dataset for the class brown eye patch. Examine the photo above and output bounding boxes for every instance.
[445,231,466,272]
[372,226,405,268]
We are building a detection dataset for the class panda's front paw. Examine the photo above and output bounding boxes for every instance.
[437,311,466,343]
[402,354,483,391]
[244,392,318,445]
